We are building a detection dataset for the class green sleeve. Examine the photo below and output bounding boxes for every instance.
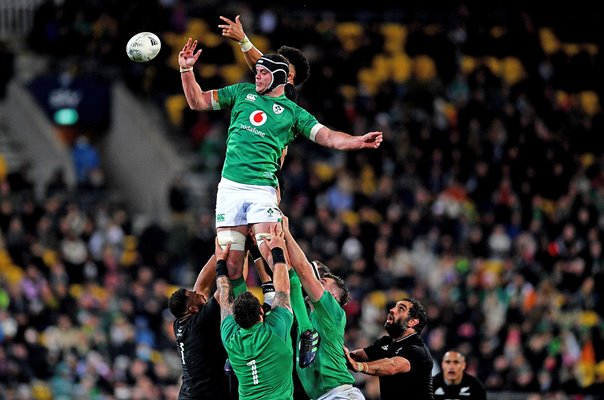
[288,269,313,332]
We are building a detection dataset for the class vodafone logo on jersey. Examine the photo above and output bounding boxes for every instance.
[249,110,267,126]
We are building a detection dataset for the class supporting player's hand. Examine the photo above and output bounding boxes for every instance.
[215,237,231,262]
[179,37,202,69]
[344,346,364,373]
[219,15,246,42]
[359,131,383,149]
[264,224,285,252]
[281,215,290,234]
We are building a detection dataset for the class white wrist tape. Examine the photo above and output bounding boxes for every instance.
[239,36,253,52]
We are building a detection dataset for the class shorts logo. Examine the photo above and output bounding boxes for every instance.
[273,104,284,114]
[216,214,225,222]
[267,208,274,217]
[250,110,267,126]
[246,94,257,102]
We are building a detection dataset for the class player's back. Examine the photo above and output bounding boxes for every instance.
[223,307,294,399]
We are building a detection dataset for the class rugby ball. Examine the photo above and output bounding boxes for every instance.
[126,32,161,62]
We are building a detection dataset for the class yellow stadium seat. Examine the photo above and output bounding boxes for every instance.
[165,94,187,128]
[250,34,271,53]
[360,165,376,195]
[186,18,209,39]
[555,90,571,110]
[340,85,357,101]
[539,27,560,55]
[460,56,477,75]
[336,22,363,40]
[221,64,247,85]
[578,310,600,327]
[70,284,83,298]
[42,249,58,267]
[31,381,52,400]
[367,290,388,309]
[413,55,437,81]
[381,23,407,43]
[372,54,390,82]
[381,23,407,53]
[562,43,580,57]
[357,68,380,96]
[0,249,11,266]
[484,56,502,77]
[2,265,23,286]
[203,32,222,48]
[501,57,525,86]
[578,91,600,116]
[391,53,412,82]
[0,154,6,182]
[313,162,336,182]
[341,210,360,227]
[336,22,364,52]
[200,64,218,79]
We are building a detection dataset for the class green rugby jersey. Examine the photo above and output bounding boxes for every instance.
[221,306,294,399]
[296,291,355,399]
[216,83,322,187]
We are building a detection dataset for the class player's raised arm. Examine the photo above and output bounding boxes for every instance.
[214,239,234,321]
[179,37,215,111]
[219,15,263,71]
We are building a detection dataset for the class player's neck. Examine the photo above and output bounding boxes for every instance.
[392,330,417,342]
[264,86,285,98]
[445,377,462,386]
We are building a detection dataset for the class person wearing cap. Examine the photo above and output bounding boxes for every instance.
[177,36,382,336]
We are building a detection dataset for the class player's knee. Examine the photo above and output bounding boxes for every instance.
[217,230,247,251]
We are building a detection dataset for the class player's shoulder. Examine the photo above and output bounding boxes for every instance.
[220,82,255,95]
[463,372,483,385]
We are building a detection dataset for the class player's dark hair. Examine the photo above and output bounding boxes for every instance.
[311,260,330,279]
[233,291,262,328]
[403,297,428,333]
[168,288,188,318]
[284,83,298,102]
[278,46,310,86]
[323,272,351,306]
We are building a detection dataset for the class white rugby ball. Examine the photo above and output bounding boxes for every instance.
[126,32,161,62]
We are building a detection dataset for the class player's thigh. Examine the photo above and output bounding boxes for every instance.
[215,187,248,227]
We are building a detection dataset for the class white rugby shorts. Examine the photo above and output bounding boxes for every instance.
[215,177,281,227]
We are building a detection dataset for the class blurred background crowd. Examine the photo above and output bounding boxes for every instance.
[0,0,603,399]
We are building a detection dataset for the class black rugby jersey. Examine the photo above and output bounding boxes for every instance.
[364,333,434,400]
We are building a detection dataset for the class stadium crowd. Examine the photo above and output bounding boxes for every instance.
[1,0,603,398]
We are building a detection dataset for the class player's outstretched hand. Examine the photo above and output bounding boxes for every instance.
[219,15,246,42]
[360,131,383,149]
[179,37,202,69]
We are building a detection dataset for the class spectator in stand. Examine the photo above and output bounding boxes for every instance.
[433,350,487,400]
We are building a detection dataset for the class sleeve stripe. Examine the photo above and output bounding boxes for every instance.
[211,90,221,110]
[309,123,325,142]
